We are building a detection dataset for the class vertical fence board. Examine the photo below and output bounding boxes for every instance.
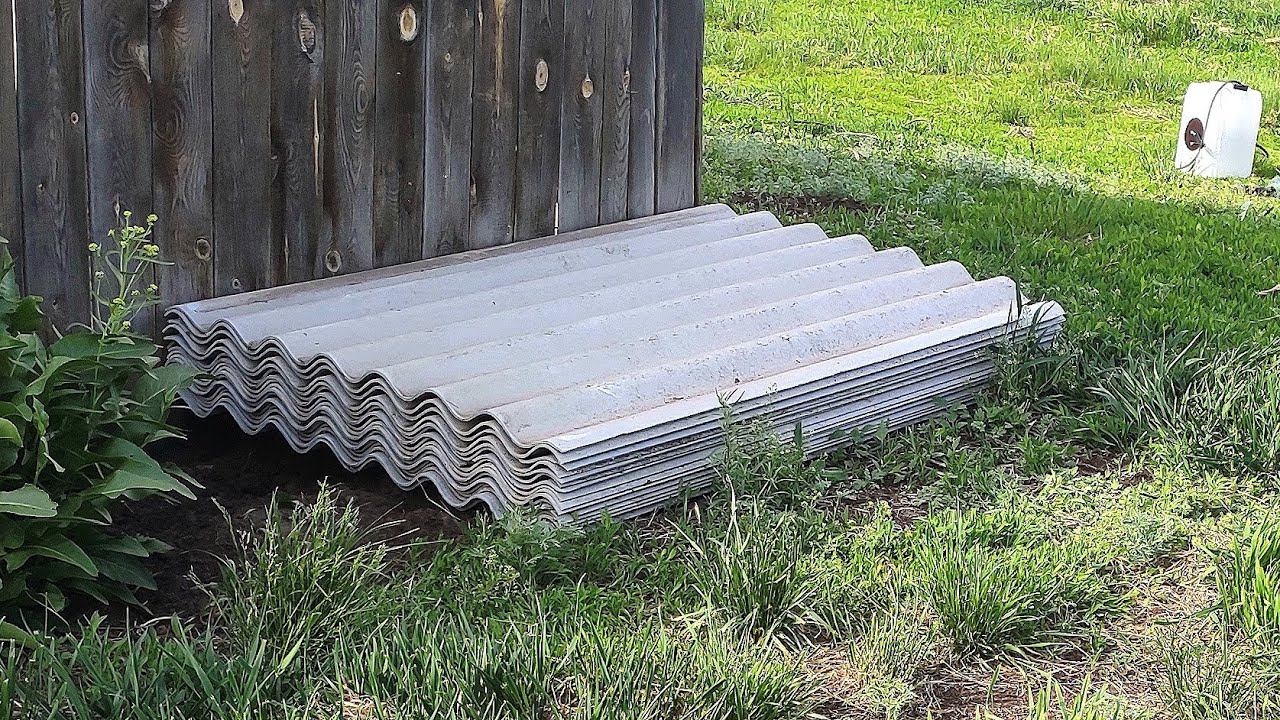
[693,0,703,205]
[626,0,657,219]
[598,0,631,225]
[274,0,325,283]
[83,0,155,333]
[9,0,702,330]
[372,0,426,267]
[468,0,521,249]
[655,0,701,213]
[15,0,91,329]
[0,0,21,266]
[423,0,475,256]
[321,0,376,276]
[152,0,215,307]
[555,0,603,232]
[513,0,562,240]
[212,0,276,294]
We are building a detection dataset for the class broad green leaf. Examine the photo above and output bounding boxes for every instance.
[60,577,115,605]
[0,438,21,470]
[23,355,76,397]
[24,538,99,577]
[0,485,57,517]
[0,417,22,444]
[42,584,66,613]
[138,536,172,554]
[0,620,36,648]
[97,555,157,591]
[50,333,157,360]
[96,445,195,499]
[100,437,150,462]
[0,522,25,550]
[6,296,43,334]
[95,463,195,500]
[99,535,152,557]
[4,549,33,572]
[137,364,200,398]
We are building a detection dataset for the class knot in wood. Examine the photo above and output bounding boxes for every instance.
[399,5,419,42]
[297,10,317,54]
[534,59,549,92]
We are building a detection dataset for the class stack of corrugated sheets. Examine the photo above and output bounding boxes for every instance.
[166,205,1064,522]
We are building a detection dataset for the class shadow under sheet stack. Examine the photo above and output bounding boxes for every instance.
[167,205,1064,522]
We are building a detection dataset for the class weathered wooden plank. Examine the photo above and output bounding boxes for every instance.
[0,0,21,267]
[273,1,326,283]
[15,0,91,329]
[372,0,426,267]
[321,0,377,276]
[626,0,657,220]
[84,0,155,334]
[598,0,632,225]
[693,0,704,206]
[655,0,702,213]
[513,0,562,241]
[556,0,604,233]
[212,0,277,295]
[468,0,521,249]
[423,0,475,256]
[152,0,215,307]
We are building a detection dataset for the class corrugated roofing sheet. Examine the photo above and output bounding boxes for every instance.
[167,205,1064,521]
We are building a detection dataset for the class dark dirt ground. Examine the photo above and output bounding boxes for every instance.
[117,412,470,622]
[725,190,875,218]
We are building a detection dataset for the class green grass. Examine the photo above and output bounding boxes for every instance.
[912,509,1123,658]
[7,0,1280,717]
[705,0,1280,356]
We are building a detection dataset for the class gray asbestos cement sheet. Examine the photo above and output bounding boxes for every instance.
[167,206,1065,521]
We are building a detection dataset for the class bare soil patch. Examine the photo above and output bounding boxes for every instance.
[116,412,470,622]
[725,190,875,217]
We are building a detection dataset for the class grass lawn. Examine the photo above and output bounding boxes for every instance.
[6,1,1280,718]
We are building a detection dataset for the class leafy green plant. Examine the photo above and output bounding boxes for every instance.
[1161,632,1280,720]
[0,218,196,635]
[440,508,634,599]
[716,408,843,509]
[1024,677,1136,720]
[1094,339,1280,476]
[334,613,562,719]
[1216,519,1280,645]
[914,512,1120,658]
[212,485,407,680]
[2,615,290,720]
[679,496,828,640]
[88,211,164,337]
[844,607,938,719]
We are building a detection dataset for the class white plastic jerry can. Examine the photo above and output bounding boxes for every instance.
[1176,81,1264,178]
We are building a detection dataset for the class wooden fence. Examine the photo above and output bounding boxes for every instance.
[0,0,704,333]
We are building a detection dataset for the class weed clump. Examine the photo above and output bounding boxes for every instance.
[1161,632,1280,720]
[912,511,1121,658]
[1216,519,1280,645]
[212,487,406,679]
[1095,340,1280,477]
[1024,677,1135,720]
